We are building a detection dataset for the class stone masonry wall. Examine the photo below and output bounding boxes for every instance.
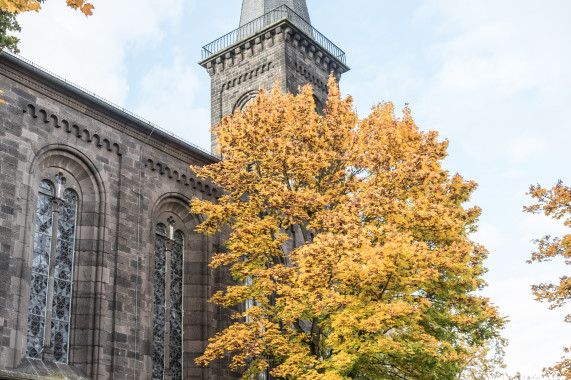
[201,20,349,155]
[203,25,290,155]
[0,54,239,380]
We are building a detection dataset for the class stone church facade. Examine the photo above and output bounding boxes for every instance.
[0,1,347,379]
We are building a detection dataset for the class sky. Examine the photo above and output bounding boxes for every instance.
[13,0,571,377]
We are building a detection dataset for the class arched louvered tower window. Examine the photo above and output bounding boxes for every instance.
[153,221,184,380]
[26,176,78,363]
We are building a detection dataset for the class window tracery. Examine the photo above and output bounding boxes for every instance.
[153,224,166,379]
[26,176,78,363]
[152,220,183,380]
[27,180,53,360]
[170,230,184,379]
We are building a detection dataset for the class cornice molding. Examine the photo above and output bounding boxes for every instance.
[145,158,219,199]
[201,20,349,77]
[23,103,123,156]
[0,58,216,166]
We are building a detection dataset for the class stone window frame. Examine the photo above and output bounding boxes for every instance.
[11,145,106,378]
[151,193,219,379]
[152,214,185,380]
[25,172,81,364]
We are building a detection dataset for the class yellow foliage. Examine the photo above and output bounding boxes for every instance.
[542,347,571,379]
[0,0,94,16]
[525,181,571,379]
[191,77,505,378]
[0,0,40,13]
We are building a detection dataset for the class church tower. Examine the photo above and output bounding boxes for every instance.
[200,0,350,155]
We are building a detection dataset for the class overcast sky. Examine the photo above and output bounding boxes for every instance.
[14,0,571,376]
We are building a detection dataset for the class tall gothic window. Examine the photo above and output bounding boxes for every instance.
[152,221,183,380]
[26,177,78,363]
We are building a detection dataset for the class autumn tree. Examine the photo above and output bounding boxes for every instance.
[525,181,571,379]
[191,78,505,379]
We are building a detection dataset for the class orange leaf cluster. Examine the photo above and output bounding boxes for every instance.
[192,77,505,379]
[0,0,40,12]
[0,0,94,16]
[65,0,93,16]
[543,347,571,379]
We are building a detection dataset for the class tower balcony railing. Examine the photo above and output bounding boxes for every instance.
[201,5,346,64]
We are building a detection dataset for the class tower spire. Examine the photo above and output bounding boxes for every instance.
[240,0,311,27]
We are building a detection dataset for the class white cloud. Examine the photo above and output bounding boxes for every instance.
[509,136,545,163]
[472,221,507,253]
[408,0,571,166]
[16,0,186,105]
[480,211,570,375]
[519,213,568,243]
[13,0,214,150]
[131,58,211,151]
[484,276,569,377]
[412,5,571,369]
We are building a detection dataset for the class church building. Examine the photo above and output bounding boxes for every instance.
[0,1,348,378]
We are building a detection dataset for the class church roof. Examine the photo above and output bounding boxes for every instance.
[0,52,217,163]
[240,0,311,27]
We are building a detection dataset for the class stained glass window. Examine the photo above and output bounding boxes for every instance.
[26,181,78,364]
[26,181,54,359]
[51,189,77,363]
[169,231,183,380]
[152,225,166,380]
[152,223,183,380]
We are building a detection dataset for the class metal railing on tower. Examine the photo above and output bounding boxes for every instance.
[201,5,346,64]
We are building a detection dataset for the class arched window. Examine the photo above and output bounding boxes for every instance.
[233,90,257,113]
[153,222,184,380]
[313,95,325,115]
[26,177,78,363]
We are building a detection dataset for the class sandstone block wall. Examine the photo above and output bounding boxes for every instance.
[0,54,239,380]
